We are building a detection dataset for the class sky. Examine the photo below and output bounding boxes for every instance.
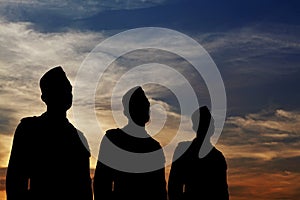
[0,0,300,199]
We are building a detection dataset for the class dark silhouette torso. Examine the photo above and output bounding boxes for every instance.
[94,128,167,200]
[6,113,92,200]
[168,140,229,200]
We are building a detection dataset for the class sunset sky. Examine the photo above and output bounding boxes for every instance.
[1,0,300,199]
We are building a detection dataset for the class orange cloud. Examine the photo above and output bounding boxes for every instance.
[228,168,300,200]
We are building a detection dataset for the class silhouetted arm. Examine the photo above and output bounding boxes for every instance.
[220,167,229,200]
[74,129,93,200]
[6,121,30,200]
[81,157,93,200]
[215,155,229,200]
[168,145,185,200]
[93,161,114,200]
[156,167,167,200]
[93,134,115,200]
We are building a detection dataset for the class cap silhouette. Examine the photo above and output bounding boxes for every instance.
[122,86,150,126]
[40,66,73,112]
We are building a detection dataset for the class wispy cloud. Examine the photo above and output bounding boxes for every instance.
[217,108,300,163]
[0,2,299,199]
[0,19,203,168]
[0,0,169,21]
[1,18,299,154]
[197,24,300,82]
[0,19,107,171]
[215,108,300,200]
[191,24,300,115]
[0,18,105,133]
[228,167,300,200]
[199,24,300,54]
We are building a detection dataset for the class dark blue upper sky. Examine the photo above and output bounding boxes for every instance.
[1,0,299,32]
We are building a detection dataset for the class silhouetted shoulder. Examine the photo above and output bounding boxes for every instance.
[150,137,161,148]
[75,129,91,157]
[102,128,125,148]
[104,128,162,153]
[105,128,120,139]
[20,116,40,124]
[210,147,225,157]
[18,115,47,129]
[171,141,192,163]
[104,128,123,146]
[15,116,41,136]
[209,147,227,169]
[174,142,226,165]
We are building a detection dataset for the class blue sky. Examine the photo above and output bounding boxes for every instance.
[0,0,300,199]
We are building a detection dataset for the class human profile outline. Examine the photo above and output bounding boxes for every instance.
[168,106,229,200]
[93,86,167,200]
[6,66,93,200]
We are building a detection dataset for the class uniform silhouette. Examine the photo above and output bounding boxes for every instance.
[6,66,93,200]
[93,86,167,200]
[168,106,229,200]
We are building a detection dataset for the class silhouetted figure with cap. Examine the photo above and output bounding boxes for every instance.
[6,66,93,200]
[168,106,229,200]
[93,86,167,200]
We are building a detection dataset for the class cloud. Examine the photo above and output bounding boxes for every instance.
[197,24,300,83]
[0,0,170,21]
[1,18,298,149]
[0,19,106,168]
[0,17,300,199]
[0,19,104,67]
[0,20,207,167]
[199,23,300,54]
[0,2,299,199]
[216,109,300,200]
[228,169,300,200]
[189,24,300,115]
[0,18,105,132]
[226,155,300,200]
[4,23,214,171]
[217,109,300,162]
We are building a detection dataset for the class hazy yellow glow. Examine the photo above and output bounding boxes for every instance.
[0,191,6,200]
[0,135,13,168]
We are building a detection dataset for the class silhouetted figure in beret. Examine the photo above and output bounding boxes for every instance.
[93,86,167,200]
[6,66,93,200]
[168,106,229,200]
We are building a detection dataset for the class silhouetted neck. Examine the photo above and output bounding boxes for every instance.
[122,122,149,138]
[194,136,205,146]
[195,133,211,145]
[43,110,68,122]
[191,136,213,156]
[194,134,213,146]
[128,121,146,128]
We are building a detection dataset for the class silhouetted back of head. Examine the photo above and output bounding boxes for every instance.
[122,86,150,126]
[192,106,213,138]
[40,66,72,112]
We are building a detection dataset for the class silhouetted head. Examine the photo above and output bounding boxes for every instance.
[122,86,150,126]
[40,66,72,113]
[192,106,214,139]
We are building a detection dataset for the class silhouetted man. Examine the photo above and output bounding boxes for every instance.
[6,66,93,200]
[168,106,229,200]
[93,86,167,200]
